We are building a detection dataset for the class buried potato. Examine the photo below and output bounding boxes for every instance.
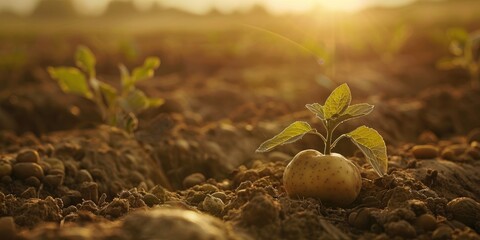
[283,150,362,207]
[257,84,388,206]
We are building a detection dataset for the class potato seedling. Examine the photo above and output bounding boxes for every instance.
[437,28,480,87]
[48,46,164,132]
[256,83,387,206]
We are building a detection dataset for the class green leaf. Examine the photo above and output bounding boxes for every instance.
[334,103,374,124]
[98,82,118,108]
[119,89,150,113]
[48,67,92,99]
[75,46,96,77]
[119,64,131,90]
[148,97,165,108]
[346,126,388,177]
[323,83,351,119]
[447,28,468,42]
[449,41,464,56]
[256,121,314,153]
[131,57,160,83]
[306,103,325,120]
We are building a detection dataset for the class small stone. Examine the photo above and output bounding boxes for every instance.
[0,217,16,240]
[408,199,429,216]
[201,195,224,216]
[348,208,376,230]
[39,144,55,157]
[183,173,206,189]
[211,192,228,202]
[0,160,12,177]
[143,193,161,207]
[175,139,190,152]
[411,145,439,159]
[44,174,64,188]
[441,148,455,161]
[150,185,168,202]
[76,169,93,183]
[446,197,480,228]
[418,131,438,144]
[415,214,437,232]
[13,162,44,180]
[25,176,41,187]
[442,145,467,161]
[432,226,453,240]
[16,149,40,163]
[385,220,416,238]
[43,157,65,173]
[196,184,219,193]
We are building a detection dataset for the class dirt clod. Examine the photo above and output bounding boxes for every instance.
[239,194,280,226]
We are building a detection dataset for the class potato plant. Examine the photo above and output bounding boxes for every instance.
[48,46,164,132]
[256,83,387,206]
[437,28,480,87]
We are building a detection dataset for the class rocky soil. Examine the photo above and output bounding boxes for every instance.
[1,84,480,239]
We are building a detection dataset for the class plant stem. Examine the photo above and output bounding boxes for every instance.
[324,121,333,155]
[312,130,326,143]
[89,77,108,122]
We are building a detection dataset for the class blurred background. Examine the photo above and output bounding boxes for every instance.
[1,0,479,138]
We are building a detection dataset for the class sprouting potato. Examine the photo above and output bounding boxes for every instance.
[283,150,362,207]
[257,84,387,206]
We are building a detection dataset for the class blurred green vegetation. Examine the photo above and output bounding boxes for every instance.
[1,0,480,96]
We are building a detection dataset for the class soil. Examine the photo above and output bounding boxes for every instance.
[1,3,480,239]
[1,84,480,239]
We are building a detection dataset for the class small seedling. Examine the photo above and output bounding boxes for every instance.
[256,83,387,207]
[437,28,480,87]
[48,46,164,132]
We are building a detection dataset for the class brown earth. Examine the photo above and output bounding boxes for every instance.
[1,3,480,238]
[1,84,480,240]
